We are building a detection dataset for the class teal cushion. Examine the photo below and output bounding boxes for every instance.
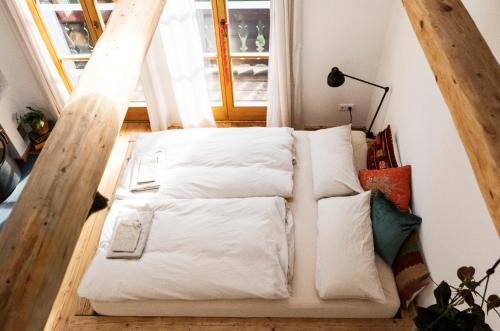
[371,192,421,265]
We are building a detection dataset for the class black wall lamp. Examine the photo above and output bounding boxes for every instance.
[327,67,389,139]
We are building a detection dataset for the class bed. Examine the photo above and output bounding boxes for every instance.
[79,129,400,319]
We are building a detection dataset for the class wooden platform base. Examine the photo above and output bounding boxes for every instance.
[69,316,414,331]
[46,122,415,330]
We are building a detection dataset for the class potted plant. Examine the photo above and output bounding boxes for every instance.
[18,107,48,136]
[414,258,500,331]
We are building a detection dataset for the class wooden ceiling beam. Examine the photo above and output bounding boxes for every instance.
[0,1,166,330]
[402,0,500,235]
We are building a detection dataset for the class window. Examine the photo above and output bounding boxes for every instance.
[195,0,270,121]
[27,0,146,105]
[28,0,270,121]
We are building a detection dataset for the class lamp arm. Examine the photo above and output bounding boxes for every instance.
[343,74,388,90]
[329,69,390,138]
[366,86,390,139]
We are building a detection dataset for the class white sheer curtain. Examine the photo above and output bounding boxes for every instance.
[142,0,215,130]
[266,0,303,129]
[2,0,69,117]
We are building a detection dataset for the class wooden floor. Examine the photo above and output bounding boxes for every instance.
[45,122,414,331]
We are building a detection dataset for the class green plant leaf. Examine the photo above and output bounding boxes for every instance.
[414,307,461,331]
[470,304,485,322]
[486,294,500,313]
[467,281,479,291]
[20,108,45,130]
[456,310,476,331]
[414,307,441,330]
[456,307,493,331]
[461,289,475,306]
[434,281,452,308]
[457,266,475,282]
[427,304,445,313]
[473,322,493,331]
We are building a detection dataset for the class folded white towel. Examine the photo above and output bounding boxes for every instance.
[110,219,142,253]
[106,210,153,259]
[129,151,163,192]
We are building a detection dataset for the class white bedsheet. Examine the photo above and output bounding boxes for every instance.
[119,127,295,199]
[78,197,292,301]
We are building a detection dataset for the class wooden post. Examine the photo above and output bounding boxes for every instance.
[402,0,500,235]
[0,1,166,330]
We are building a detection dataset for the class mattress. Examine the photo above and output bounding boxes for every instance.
[91,130,400,318]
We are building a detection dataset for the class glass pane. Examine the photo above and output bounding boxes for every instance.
[194,1,223,106]
[228,0,270,54]
[62,60,87,87]
[231,58,268,106]
[204,58,222,106]
[194,0,217,54]
[38,0,93,55]
[96,0,117,25]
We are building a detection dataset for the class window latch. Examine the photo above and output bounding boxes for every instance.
[219,19,228,38]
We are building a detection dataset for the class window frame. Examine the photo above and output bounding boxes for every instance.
[27,0,268,122]
[209,0,268,121]
[26,0,108,93]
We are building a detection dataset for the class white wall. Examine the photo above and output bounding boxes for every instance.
[300,0,393,128]
[369,1,500,328]
[0,9,50,157]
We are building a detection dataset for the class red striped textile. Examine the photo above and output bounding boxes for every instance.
[367,125,399,169]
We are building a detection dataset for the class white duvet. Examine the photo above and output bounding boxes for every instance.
[119,127,295,199]
[78,197,293,302]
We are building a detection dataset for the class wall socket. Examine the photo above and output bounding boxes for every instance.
[338,104,354,112]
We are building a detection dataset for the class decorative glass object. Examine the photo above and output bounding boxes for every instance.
[64,23,92,54]
[238,21,248,52]
[255,20,266,53]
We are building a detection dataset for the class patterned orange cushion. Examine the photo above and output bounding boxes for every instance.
[358,165,411,212]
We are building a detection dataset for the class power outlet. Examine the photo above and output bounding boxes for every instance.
[338,104,354,112]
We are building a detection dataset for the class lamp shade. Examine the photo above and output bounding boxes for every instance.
[327,67,345,87]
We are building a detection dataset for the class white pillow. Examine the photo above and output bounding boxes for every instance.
[309,125,363,199]
[352,130,368,170]
[315,191,385,302]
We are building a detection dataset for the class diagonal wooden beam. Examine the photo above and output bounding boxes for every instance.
[0,1,166,330]
[402,0,500,235]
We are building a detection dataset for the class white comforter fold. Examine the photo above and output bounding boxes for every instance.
[78,197,293,302]
[120,127,295,199]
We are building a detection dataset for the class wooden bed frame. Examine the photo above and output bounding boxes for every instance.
[45,122,415,331]
[1,0,498,329]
